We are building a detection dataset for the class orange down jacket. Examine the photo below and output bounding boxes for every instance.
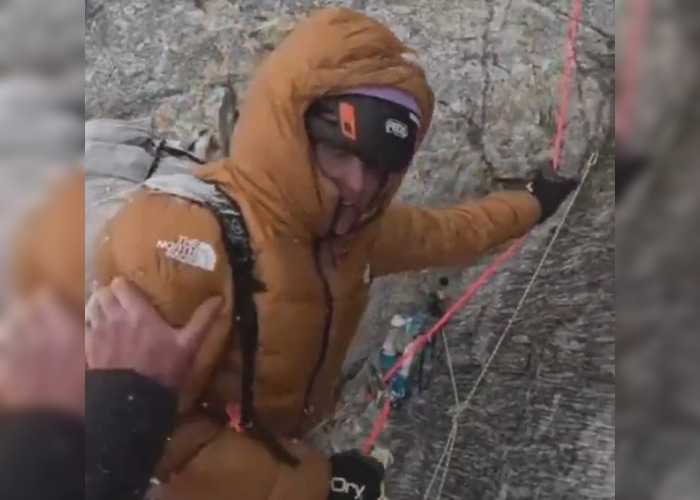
[13,7,542,500]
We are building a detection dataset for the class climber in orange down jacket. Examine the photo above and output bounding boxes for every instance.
[13,7,577,500]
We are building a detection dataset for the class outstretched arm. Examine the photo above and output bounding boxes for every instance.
[369,190,541,277]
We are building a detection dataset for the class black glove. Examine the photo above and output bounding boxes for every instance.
[328,450,385,500]
[615,150,648,200]
[527,169,578,223]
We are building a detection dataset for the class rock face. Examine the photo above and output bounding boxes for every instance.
[373,148,615,500]
[86,0,616,498]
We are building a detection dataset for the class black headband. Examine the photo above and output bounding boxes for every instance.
[305,94,420,175]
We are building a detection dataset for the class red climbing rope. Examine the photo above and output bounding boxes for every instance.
[616,0,649,142]
[362,397,392,455]
[361,236,526,454]
[381,235,526,386]
[552,0,582,170]
[361,0,583,455]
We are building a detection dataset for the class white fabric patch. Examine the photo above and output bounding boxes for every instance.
[390,314,407,328]
[385,118,409,139]
[156,236,217,271]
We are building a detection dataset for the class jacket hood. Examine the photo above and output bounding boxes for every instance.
[226,8,434,238]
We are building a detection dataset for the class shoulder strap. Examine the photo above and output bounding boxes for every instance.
[143,174,300,467]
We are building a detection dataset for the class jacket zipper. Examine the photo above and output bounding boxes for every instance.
[299,204,384,427]
[301,238,334,424]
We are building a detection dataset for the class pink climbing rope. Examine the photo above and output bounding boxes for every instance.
[616,0,649,142]
[362,0,583,455]
[552,0,582,170]
[362,399,392,455]
[361,236,525,455]
[381,235,526,387]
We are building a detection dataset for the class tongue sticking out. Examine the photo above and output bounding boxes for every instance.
[333,204,361,236]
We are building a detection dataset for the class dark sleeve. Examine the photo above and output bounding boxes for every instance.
[85,369,177,500]
[0,410,83,500]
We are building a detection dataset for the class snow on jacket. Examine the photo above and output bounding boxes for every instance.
[12,7,541,500]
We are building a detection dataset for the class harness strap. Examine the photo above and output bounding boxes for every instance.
[145,140,166,180]
[144,140,207,180]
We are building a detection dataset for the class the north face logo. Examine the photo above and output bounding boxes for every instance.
[156,236,217,271]
[385,119,408,139]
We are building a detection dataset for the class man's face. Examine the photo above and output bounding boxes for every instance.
[314,142,384,236]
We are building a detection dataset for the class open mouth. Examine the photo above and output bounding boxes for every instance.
[333,202,362,236]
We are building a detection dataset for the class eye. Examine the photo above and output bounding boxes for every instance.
[318,143,353,160]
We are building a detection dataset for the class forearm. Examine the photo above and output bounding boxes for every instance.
[85,369,177,500]
[0,410,83,500]
[370,191,541,276]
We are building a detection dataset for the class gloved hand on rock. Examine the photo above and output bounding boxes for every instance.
[526,168,579,223]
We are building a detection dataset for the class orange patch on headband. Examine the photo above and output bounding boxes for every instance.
[339,102,357,140]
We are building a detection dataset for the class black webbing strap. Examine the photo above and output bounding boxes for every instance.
[145,140,166,180]
[144,139,207,180]
[199,181,300,468]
